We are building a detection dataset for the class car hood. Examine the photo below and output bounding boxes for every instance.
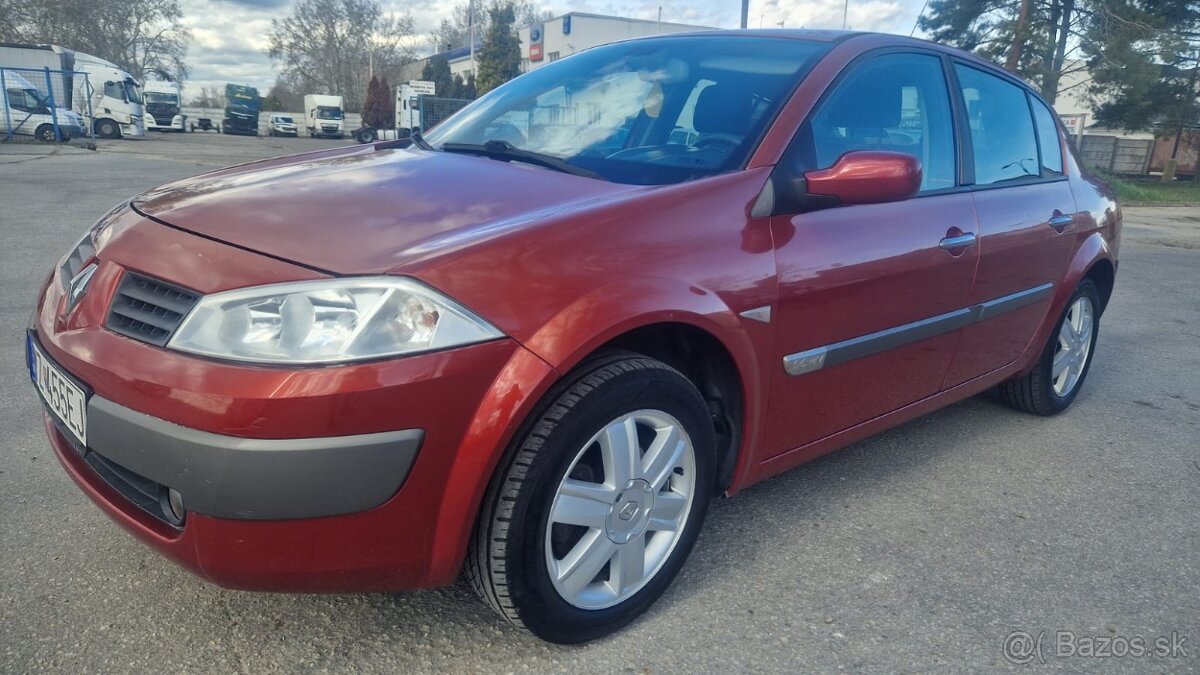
[132,145,642,274]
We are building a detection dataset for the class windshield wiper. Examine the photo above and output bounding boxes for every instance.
[409,130,434,151]
[440,139,600,179]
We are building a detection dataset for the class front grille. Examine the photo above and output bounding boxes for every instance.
[152,113,174,125]
[105,271,200,346]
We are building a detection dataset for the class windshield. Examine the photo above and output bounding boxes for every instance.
[275,116,294,123]
[145,92,179,105]
[425,36,829,185]
[317,106,343,119]
[125,79,142,105]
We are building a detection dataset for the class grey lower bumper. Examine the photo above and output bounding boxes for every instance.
[86,396,423,520]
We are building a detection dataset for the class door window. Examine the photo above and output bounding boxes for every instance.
[954,65,1040,184]
[103,81,126,101]
[1030,96,1064,176]
[804,53,957,191]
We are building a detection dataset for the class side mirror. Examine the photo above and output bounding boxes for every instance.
[803,151,922,206]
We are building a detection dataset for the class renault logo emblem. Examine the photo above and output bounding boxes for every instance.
[65,262,98,315]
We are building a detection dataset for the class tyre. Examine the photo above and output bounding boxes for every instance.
[467,352,715,643]
[355,127,376,144]
[34,124,56,142]
[95,119,120,139]
[998,279,1101,415]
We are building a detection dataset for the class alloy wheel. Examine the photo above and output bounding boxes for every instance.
[1052,296,1094,396]
[545,409,696,610]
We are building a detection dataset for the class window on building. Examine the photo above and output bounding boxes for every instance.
[548,51,561,62]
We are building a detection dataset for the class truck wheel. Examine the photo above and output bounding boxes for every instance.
[355,128,376,144]
[467,352,715,643]
[95,119,120,139]
[34,125,57,142]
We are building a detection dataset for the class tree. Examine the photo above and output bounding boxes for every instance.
[421,53,457,96]
[362,75,390,127]
[428,1,550,54]
[0,0,191,81]
[919,0,1085,103]
[1084,0,1199,150]
[476,2,521,94]
[265,76,304,112]
[453,72,477,99]
[267,0,417,112]
[187,86,223,109]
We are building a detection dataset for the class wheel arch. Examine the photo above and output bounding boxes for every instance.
[424,295,770,586]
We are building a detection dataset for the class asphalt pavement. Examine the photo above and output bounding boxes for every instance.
[1,136,1197,672]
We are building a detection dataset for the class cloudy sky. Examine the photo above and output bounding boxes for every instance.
[180,0,926,99]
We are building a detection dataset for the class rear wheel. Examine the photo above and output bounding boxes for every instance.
[998,280,1100,415]
[34,124,56,142]
[467,353,715,643]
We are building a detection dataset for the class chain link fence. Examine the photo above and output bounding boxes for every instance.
[417,95,473,133]
[1,66,93,142]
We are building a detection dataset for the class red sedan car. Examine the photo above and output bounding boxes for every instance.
[29,30,1119,643]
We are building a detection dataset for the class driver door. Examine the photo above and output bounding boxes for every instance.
[762,51,980,460]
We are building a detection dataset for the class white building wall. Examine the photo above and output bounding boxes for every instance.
[448,12,713,78]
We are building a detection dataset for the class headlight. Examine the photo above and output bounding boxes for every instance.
[168,278,503,364]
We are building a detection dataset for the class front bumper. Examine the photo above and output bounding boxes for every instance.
[30,208,547,591]
[86,391,423,520]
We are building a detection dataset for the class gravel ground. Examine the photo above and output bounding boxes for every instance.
[1,137,1197,672]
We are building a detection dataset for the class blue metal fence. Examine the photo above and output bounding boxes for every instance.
[0,66,93,142]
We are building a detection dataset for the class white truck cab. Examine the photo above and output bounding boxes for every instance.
[70,51,144,138]
[0,71,85,141]
[304,94,344,138]
[143,80,184,131]
[396,80,436,131]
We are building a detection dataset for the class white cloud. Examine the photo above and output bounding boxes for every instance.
[179,0,926,99]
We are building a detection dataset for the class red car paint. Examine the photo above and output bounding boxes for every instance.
[33,30,1119,592]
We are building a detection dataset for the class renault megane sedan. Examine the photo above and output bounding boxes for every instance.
[28,30,1119,643]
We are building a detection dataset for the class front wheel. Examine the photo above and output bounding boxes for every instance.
[95,119,120,139]
[467,353,715,643]
[998,279,1101,415]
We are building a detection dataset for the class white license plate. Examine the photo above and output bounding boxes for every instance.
[31,340,88,446]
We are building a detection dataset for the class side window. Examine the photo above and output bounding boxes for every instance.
[954,65,1040,184]
[103,81,125,101]
[1030,96,1064,176]
[802,53,957,191]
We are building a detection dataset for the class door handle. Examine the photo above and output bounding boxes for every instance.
[1048,214,1074,232]
[939,233,977,251]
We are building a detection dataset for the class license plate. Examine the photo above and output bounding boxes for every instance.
[29,337,88,446]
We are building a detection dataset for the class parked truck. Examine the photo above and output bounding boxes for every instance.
[143,80,184,131]
[222,83,260,136]
[353,80,471,144]
[0,43,145,138]
[304,94,344,138]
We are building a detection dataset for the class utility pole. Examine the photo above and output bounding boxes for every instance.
[469,0,476,78]
[842,0,849,29]
[740,0,749,29]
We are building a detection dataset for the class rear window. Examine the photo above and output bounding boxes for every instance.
[1031,97,1064,176]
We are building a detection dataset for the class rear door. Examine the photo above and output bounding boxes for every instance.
[763,51,980,459]
[942,65,1078,387]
